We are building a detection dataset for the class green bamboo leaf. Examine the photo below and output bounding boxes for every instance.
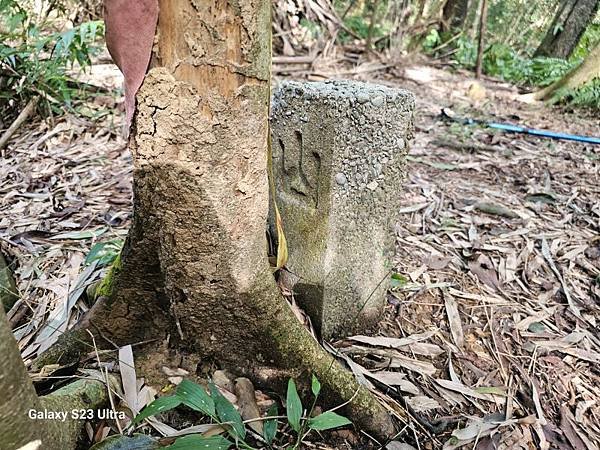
[474,386,507,396]
[311,375,321,397]
[391,273,408,288]
[167,435,232,450]
[209,383,245,440]
[132,395,181,425]
[307,411,352,431]
[286,379,302,432]
[263,404,278,444]
[176,380,215,417]
[51,227,107,240]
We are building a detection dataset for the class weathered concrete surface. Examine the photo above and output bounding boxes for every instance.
[271,80,415,339]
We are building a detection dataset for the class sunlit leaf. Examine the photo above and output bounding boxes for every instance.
[132,395,181,425]
[209,383,245,440]
[311,375,321,397]
[307,411,352,431]
[176,380,215,417]
[286,379,302,432]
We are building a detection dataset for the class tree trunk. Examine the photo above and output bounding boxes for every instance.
[534,0,599,59]
[82,0,395,439]
[533,43,600,100]
[441,0,470,31]
[475,0,488,78]
[0,304,109,449]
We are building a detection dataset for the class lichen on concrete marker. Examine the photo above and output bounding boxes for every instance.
[270,79,415,339]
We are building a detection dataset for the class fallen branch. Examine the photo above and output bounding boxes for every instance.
[0,97,38,151]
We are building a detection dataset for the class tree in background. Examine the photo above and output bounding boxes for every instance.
[534,0,600,58]
[441,0,471,31]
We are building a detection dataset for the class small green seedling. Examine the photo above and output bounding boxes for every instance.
[131,376,352,449]
[285,375,352,449]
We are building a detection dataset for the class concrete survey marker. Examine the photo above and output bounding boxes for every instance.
[271,80,415,339]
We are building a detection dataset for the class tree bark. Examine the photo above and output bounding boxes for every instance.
[475,0,488,78]
[533,43,600,100]
[534,0,599,59]
[441,0,470,32]
[83,0,395,439]
[0,305,109,449]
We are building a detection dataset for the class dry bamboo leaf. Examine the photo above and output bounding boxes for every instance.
[234,377,263,435]
[386,443,416,450]
[366,371,420,395]
[168,424,225,437]
[468,253,502,291]
[406,395,441,413]
[15,442,41,450]
[443,292,464,348]
[541,237,580,318]
[323,342,374,389]
[348,331,436,350]
[434,379,504,402]
[118,345,138,415]
[389,354,437,376]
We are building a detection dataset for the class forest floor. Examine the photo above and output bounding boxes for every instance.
[2,54,599,449]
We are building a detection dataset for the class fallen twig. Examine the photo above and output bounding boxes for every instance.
[0,97,38,151]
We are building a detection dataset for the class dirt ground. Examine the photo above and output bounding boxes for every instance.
[2,55,599,449]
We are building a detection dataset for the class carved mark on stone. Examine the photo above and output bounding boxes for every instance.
[279,130,320,208]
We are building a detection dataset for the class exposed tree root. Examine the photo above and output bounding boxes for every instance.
[1,306,111,450]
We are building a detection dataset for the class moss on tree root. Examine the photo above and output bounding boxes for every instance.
[1,304,111,450]
[95,253,122,299]
[31,328,94,371]
[0,252,18,311]
[245,271,396,438]
[40,378,112,449]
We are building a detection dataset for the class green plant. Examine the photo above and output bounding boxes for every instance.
[85,239,124,267]
[432,35,599,109]
[571,22,600,61]
[131,376,352,449]
[552,78,600,109]
[453,36,478,68]
[422,29,441,53]
[0,0,104,121]
[285,376,352,449]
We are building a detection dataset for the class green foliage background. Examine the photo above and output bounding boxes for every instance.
[0,0,104,121]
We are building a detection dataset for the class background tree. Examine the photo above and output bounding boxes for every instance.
[534,0,600,58]
[441,0,471,31]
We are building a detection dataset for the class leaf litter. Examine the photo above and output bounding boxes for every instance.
[326,62,600,449]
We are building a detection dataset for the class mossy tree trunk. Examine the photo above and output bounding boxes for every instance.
[0,304,109,449]
[76,0,395,439]
[534,0,599,59]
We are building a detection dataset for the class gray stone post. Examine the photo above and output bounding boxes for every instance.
[270,80,415,339]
